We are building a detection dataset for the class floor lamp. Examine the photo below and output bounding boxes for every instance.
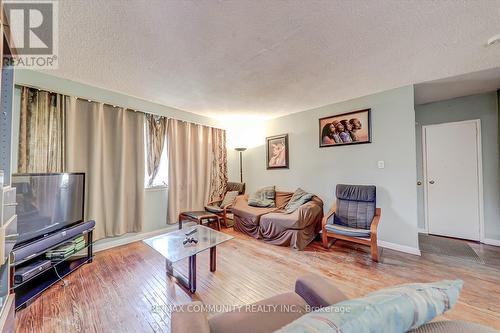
[235,147,247,183]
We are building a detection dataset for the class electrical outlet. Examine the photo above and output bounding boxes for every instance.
[377,161,385,169]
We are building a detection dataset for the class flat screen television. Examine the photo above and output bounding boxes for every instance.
[12,173,85,246]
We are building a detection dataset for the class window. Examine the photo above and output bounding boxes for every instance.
[144,130,168,188]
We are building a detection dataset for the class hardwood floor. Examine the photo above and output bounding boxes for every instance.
[15,228,500,332]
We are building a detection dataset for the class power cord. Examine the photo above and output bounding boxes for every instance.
[54,265,69,287]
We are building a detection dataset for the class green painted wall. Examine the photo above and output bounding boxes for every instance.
[228,86,420,252]
[415,92,500,241]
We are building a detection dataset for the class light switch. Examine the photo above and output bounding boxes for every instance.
[377,160,385,169]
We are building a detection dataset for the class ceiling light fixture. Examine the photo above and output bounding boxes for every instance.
[486,34,500,46]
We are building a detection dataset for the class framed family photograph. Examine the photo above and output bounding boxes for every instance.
[266,134,289,169]
[319,108,371,148]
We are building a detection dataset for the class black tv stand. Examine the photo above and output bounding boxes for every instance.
[11,222,95,310]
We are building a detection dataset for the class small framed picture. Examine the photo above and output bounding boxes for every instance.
[266,134,289,169]
[319,108,371,148]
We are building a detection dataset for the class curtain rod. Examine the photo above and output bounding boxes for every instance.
[15,83,224,130]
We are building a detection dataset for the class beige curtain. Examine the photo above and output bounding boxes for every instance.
[65,97,145,240]
[18,86,66,173]
[208,128,228,202]
[167,119,213,224]
[145,114,168,186]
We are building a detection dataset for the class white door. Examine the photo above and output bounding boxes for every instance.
[423,120,482,241]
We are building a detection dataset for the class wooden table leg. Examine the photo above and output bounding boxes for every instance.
[165,255,197,293]
[210,246,216,272]
[189,255,196,293]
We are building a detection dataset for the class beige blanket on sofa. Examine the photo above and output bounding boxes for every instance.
[232,193,323,249]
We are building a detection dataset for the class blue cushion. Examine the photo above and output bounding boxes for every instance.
[336,184,376,202]
[275,280,464,333]
[325,224,370,237]
[335,184,376,229]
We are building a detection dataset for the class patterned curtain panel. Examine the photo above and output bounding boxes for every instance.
[145,114,168,186]
[18,86,66,173]
[209,128,228,202]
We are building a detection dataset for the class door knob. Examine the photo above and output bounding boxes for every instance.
[429,180,435,184]
[417,181,422,186]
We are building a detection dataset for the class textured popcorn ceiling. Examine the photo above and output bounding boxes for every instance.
[46,0,500,118]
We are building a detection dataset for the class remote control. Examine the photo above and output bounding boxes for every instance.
[185,228,198,236]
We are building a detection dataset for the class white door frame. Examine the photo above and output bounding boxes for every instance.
[421,119,484,242]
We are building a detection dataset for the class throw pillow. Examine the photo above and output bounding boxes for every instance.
[275,279,463,333]
[220,191,239,208]
[284,188,314,214]
[248,186,276,208]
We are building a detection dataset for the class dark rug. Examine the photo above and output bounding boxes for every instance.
[419,234,484,264]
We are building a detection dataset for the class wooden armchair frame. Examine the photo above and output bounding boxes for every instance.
[321,203,381,262]
[206,182,245,228]
[206,198,233,228]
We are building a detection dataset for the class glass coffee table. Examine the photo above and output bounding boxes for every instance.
[143,224,233,293]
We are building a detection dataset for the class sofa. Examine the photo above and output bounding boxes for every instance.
[171,274,498,333]
[231,191,323,250]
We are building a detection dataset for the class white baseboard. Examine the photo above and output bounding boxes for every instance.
[418,228,428,234]
[482,238,500,247]
[378,240,421,256]
[93,226,424,256]
[94,225,177,253]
